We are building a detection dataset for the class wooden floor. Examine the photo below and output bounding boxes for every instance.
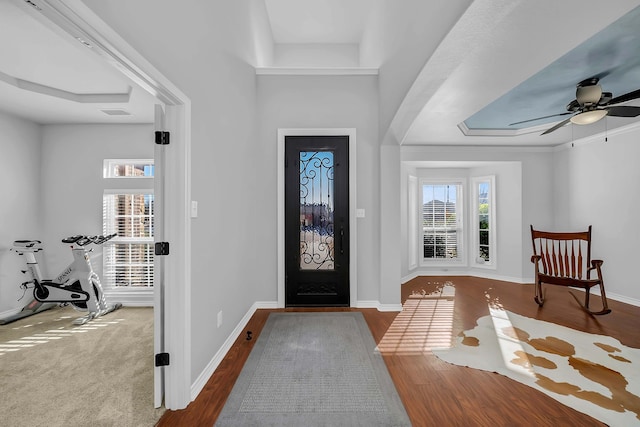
[157,276,640,426]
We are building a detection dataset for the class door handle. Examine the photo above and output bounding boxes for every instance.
[340,227,344,254]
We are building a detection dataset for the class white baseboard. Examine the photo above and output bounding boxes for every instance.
[607,292,640,307]
[189,298,403,401]
[104,289,154,306]
[189,285,639,404]
[403,274,640,308]
[1,289,152,318]
[190,301,277,401]
[401,271,421,284]
[356,300,403,312]
[571,287,640,307]
[402,270,530,284]
[0,307,21,319]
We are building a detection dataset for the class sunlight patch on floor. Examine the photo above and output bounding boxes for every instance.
[488,304,535,378]
[0,316,124,356]
[376,283,455,356]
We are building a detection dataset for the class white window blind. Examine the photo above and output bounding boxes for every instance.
[421,183,462,261]
[103,190,154,288]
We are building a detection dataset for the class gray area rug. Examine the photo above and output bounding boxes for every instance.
[215,312,411,426]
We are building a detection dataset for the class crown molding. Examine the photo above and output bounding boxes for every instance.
[256,67,378,76]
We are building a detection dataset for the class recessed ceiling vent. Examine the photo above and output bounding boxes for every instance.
[23,0,42,11]
[101,109,131,116]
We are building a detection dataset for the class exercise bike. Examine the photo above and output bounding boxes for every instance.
[0,234,122,325]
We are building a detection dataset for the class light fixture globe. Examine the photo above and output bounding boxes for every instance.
[570,109,608,125]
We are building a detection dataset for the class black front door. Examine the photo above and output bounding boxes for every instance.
[285,136,349,306]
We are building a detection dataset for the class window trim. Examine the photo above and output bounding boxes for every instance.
[408,175,418,270]
[419,178,465,267]
[471,175,496,269]
[102,188,155,289]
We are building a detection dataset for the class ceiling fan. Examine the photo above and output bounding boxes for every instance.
[510,77,640,135]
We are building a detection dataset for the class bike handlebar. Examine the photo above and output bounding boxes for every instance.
[91,233,117,245]
[61,234,117,246]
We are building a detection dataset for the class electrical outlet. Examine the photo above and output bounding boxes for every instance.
[217,310,223,328]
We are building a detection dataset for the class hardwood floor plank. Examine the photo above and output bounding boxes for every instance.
[157,276,639,426]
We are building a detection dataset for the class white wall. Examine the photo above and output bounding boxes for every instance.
[553,126,640,304]
[400,146,555,282]
[39,124,153,280]
[0,112,42,315]
[401,163,522,281]
[82,0,268,384]
[360,0,472,138]
[257,74,381,303]
[471,162,522,280]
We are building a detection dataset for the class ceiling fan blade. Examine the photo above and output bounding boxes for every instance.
[509,112,572,126]
[598,92,612,106]
[609,88,640,105]
[541,117,572,135]
[606,105,640,117]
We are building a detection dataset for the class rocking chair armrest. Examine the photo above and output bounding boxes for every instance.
[531,254,542,264]
[588,259,605,281]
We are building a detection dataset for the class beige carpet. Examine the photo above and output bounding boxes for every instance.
[433,304,640,426]
[0,305,164,427]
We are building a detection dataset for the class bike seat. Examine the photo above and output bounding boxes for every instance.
[13,240,42,248]
[61,235,83,244]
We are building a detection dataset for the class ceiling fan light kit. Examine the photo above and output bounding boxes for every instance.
[509,77,640,135]
[570,109,608,125]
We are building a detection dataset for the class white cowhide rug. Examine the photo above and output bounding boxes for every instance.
[432,307,640,426]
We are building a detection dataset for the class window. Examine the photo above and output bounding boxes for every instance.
[421,182,463,264]
[103,159,154,288]
[472,176,496,268]
[408,176,418,270]
[103,159,154,178]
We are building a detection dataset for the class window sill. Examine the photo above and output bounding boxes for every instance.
[420,259,466,268]
[472,262,496,270]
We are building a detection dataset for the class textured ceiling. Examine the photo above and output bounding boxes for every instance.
[3,0,640,146]
[401,1,640,146]
[464,6,640,133]
[264,0,373,44]
[0,0,155,124]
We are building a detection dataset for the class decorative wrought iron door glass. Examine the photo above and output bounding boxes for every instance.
[299,151,334,270]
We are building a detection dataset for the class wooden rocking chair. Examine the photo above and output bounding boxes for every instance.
[530,225,611,315]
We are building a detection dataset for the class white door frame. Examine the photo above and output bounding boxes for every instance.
[277,128,357,307]
[25,0,192,410]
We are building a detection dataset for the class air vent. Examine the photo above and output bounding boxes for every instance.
[101,109,131,116]
[24,0,42,11]
[75,37,93,48]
